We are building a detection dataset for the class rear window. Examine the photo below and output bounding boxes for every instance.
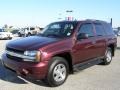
[103,23,114,35]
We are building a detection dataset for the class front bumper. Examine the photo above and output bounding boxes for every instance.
[1,53,49,79]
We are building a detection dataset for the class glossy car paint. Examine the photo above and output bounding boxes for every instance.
[2,20,117,79]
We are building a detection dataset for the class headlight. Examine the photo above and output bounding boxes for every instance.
[24,50,41,62]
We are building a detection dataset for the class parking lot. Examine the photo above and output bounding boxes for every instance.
[0,37,120,90]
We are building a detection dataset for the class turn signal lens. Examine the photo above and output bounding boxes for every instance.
[35,51,41,62]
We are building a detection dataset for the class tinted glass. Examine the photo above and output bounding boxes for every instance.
[39,22,77,38]
[78,23,94,37]
[104,23,114,35]
[30,28,35,30]
[94,23,105,36]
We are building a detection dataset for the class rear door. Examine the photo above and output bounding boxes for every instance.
[93,23,106,57]
[73,22,97,64]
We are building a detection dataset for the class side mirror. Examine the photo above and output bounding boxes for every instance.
[77,33,89,40]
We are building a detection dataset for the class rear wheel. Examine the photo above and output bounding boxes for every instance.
[102,48,112,65]
[27,33,31,37]
[45,57,69,87]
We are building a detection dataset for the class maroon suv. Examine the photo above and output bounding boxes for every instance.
[1,20,117,86]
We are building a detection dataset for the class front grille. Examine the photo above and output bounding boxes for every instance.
[6,47,24,62]
[6,47,24,54]
[6,54,23,62]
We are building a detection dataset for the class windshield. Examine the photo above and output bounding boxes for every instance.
[39,22,77,38]
[0,29,5,32]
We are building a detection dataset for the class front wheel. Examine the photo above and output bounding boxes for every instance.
[45,57,69,87]
[18,33,22,37]
[27,33,31,37]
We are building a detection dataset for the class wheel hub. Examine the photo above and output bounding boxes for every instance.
[53,64,66,82]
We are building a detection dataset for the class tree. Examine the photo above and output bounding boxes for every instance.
[4,24,8,29]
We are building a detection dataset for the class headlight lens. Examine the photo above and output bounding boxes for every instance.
[24,50,41,62]
[24,51,37,56]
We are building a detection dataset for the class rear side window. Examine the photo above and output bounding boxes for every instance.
[78,23,94,37]
[103,23,114,35]
[94,23,105,36]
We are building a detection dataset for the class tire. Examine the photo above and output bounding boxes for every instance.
[45,57,69,87]
[102,48,112,65]
[8,37,12,40]
[27,33,31,37]
[18,33,22,37]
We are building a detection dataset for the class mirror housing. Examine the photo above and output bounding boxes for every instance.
[77,33,89,40]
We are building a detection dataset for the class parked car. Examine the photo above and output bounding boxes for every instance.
[113,28,120,36]
[18,27,40,37]
[0,29,13,39]
[1,20,117,87]
[117,30,120,36]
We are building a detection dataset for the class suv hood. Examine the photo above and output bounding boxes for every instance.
[7,36,60,51]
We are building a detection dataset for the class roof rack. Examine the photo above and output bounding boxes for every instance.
[86,19,100,21]
[85,19,107,23]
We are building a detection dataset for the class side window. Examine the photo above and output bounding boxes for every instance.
[78,23,94,37]
[104,23,114,35]
[94,23,105,36]
[30,28,35,30]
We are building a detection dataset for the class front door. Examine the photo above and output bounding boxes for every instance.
[73,23,97,64]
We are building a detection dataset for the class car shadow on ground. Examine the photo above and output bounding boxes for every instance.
[0,61,27,84]
[22,77,49,87]
[0,61,49,87]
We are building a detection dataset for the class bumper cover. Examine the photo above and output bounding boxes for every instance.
[1,53,49,79]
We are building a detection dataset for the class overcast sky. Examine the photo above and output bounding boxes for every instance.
[0,0,119,28]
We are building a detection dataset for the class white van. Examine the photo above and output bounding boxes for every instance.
[18,27,40,37]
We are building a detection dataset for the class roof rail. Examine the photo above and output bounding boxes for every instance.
[86,19,97,21]
[85,19,107,23]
